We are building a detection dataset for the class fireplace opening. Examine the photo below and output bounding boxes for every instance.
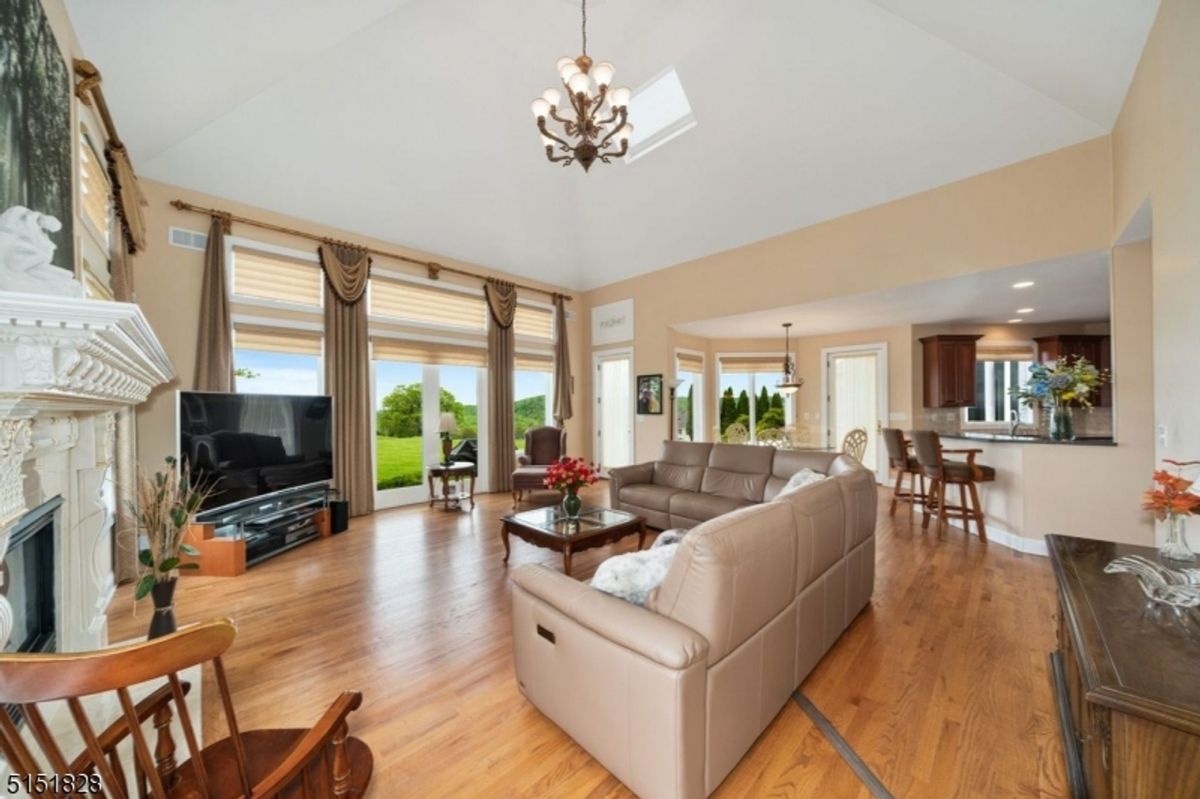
[2,496,60,725]
[2,495,60,655]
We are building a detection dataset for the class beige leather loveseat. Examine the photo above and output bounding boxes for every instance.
[511,443,876,798]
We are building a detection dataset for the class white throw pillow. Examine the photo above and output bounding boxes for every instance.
[591,544,679,606]
[776,467,827,498]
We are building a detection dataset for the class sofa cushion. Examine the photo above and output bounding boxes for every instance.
[619,483,684,513]
[706,443,775,474]
[653,461,706,491]
[660,440,713,467]
[773,478,846,591]
[648,501,797,665]
[591,543,679,605]
[512,465,551,490]
[700,468,769,503]
[669,492,753,525]
[764,450,839,500]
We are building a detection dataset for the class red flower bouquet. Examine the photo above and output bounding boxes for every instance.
[544,456,600,494]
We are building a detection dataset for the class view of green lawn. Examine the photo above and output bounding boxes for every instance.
[375,435,528,490]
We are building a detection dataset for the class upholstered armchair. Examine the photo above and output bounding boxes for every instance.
[512,426,567,508]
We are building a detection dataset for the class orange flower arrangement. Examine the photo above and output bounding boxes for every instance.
[1143,459,1200,521]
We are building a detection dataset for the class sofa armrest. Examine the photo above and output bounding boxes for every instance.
[608,461,655,506]
[510,564,708,669]
[517,450,531,466]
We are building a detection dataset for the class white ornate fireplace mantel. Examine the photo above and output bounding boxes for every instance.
[0,289,174,652]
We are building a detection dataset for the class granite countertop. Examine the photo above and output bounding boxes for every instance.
[938,431,1116,446]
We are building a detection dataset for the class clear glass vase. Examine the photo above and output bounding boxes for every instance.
[1160,514,1196,563]
[1049,404,1076,441]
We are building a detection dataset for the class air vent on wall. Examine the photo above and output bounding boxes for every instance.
[169,227,208,251]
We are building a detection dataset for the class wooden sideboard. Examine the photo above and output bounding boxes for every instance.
[1047,534,1200,798]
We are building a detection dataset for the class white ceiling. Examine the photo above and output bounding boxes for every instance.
[64,0,1159,291]
[673,251,1111,339]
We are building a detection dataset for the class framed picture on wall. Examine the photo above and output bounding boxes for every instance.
[637,374,664,415]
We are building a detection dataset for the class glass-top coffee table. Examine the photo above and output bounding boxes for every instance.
[501,506,646,577]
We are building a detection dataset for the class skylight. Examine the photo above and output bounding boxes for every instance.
[625,67,696,163]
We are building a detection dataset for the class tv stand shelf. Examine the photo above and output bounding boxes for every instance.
[184,485,332,577]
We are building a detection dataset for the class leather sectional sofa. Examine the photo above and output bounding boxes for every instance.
[510,442,877,798]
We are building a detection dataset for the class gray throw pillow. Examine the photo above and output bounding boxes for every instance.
[591,544,679,606]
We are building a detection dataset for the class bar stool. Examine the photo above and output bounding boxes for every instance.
[882,428,926,519]
[910,430,996,540]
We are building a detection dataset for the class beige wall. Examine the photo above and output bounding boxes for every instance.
[582,137,1113,462]
[1112,0,1200,479]
[132,179,586,478]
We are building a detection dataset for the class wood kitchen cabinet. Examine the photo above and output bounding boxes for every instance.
[1034,334,1113,406]
[920,335,982,407]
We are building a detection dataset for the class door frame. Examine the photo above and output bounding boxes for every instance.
[592,347,635,477]
[820,342,889,483]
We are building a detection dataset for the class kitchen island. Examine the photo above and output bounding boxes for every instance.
[917,430,1149,554]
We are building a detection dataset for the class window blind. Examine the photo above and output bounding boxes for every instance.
[232,248,323,307]
[515,351,554,372]
[976,344,1036,361]
[79,133,111,245]
[514,304,554,340]
[718,355,781,374]
[372,337,487,367]
[370,278,487,331]
[677,351,704,371]
[234,325,323,356]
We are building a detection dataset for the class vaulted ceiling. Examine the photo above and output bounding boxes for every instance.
[64,0,1159,290]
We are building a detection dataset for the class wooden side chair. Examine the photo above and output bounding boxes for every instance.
[723,422,749,444]
[841,427,868,462]
[910,430,995,541]
[881,428,925,518]
[0,618,372,798]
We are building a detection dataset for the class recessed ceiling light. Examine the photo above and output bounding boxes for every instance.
[1008,318,1023,324]
[1012,281,1035,289]
[1016,307,1034,314]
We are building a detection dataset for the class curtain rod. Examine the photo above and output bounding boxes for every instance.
[169,199,572,301]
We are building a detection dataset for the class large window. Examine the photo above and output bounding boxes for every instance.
[515,352,554,451]
[964,347,1036,426]
[233,327,323,395]
[675,351,704,442]
[716,355,790,442]
[78,122,113,298]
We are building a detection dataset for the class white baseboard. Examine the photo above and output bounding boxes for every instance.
[954,519,1048,557]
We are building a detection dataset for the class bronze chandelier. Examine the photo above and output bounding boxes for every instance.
[530,0,632,172]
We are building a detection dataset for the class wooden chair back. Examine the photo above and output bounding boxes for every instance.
[0,619,368,799]
[723,422,749,444]
[841,427,869,462]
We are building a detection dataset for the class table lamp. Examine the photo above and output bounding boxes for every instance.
[438,412,458,465]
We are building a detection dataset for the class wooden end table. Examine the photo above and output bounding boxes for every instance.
[427,461,476,511]
[501,506,646,576]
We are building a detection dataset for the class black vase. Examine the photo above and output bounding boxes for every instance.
[148,578,178,639]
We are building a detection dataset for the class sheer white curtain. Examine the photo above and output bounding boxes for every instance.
[831,353,878,469]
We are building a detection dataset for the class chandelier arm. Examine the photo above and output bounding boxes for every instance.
[588,85,608,121]
[595,106,628,150]
[537,117,574,150]
[548,106,575,126]
[546,148,575,167]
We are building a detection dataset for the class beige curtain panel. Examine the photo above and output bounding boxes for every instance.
[552,295,572,425]
[193,215,234,391]
[109,225,134,302]
[106,143,148,253]
[320,242,371,303]
[485,278,518,329]
[486,279,518,492]
[320,243,375,518]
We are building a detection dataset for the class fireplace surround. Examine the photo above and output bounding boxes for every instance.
[0,290,173,655]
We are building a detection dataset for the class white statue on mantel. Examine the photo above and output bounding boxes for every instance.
[0,205,85,298]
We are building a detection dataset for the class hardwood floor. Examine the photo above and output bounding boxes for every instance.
[107,485,1067,797]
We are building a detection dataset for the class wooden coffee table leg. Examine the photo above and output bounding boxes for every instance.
[562,544,573,576]
[637,524,646,550]
[501,523,511,563]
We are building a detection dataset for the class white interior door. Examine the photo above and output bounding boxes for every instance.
[594,350,634,474]
[824,345,888,482]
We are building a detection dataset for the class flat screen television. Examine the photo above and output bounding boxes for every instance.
[177,391,334,514]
